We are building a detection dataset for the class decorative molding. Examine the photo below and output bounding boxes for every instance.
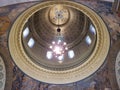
[8,1,110,84]
[49,5,70,25]
[0,56,6,90]
[115,51,120,89]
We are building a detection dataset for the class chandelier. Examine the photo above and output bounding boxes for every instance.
[48,13,68,62]
[49,27,68,59]
[46,7,75,63]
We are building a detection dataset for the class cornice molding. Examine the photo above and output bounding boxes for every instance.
[8,1,110,84]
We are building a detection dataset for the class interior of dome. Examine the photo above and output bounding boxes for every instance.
[8,1,110,84]
[22,5,97,71]
[2,0,120,89]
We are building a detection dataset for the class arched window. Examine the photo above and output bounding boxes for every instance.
[23,27,29,38]
[85,35,92,45]
[89,24,96,35]
[27,38,35,48]
[68,50,75,59]
[46,51,53,60]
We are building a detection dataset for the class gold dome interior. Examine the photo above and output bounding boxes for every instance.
[22,5,97,71]
[8,1,110,84]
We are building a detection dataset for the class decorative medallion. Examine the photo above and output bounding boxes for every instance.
[49,5,69,25]
[9,1,110,84]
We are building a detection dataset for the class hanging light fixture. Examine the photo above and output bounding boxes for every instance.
[48,13,68,62]
[49,29,68,58]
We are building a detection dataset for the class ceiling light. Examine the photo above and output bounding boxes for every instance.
[51,39,67,57]
[47,12,68,63]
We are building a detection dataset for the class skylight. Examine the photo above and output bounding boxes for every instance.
[27,38,35,48]
[23,27,30,38]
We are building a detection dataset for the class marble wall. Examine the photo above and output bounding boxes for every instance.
[0,0,120,90]
[0,0,39,7]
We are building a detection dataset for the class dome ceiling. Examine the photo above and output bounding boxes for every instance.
[8,1,110,84]
[49,5,69,25]
[22,4,96,70]
[28,5,88,48]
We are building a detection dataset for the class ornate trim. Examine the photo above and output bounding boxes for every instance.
[115,51,120,89]
[0,56,6,89]
[8,1,110,84]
